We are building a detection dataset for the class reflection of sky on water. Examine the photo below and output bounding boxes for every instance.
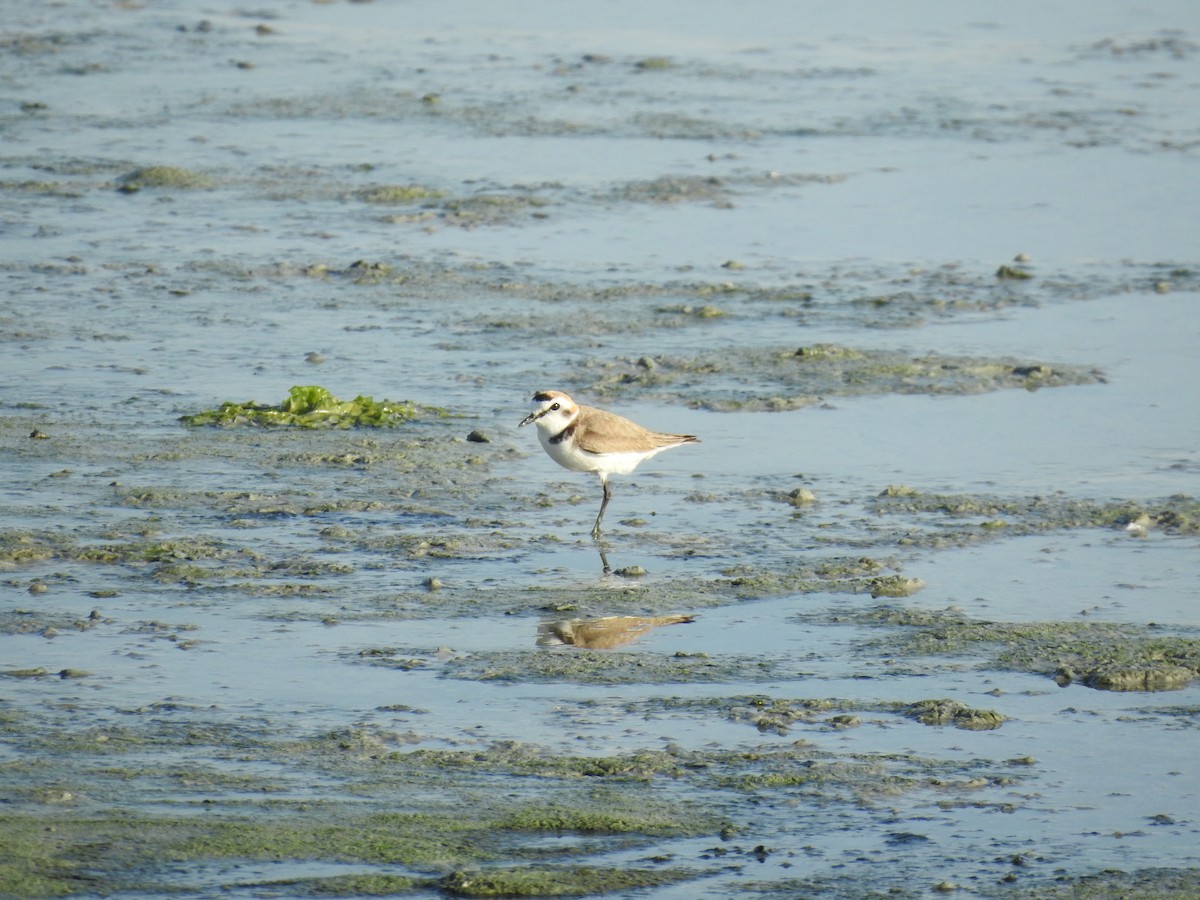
[3,0,1198,892]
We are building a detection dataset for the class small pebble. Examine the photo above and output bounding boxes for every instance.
[466,430,490,443]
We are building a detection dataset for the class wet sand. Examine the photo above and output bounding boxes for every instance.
[2,1,1199,897]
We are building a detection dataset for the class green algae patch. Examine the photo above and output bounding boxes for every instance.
[180,386,441,429]
[361,646,788,685]
[866,575,926,598]
[645,695,847,737]
[720,555,917,600]
[794,343,867,361]
[1066,663,1196,692]
[996,264,1034,280]
[117,165,213,191]
[397,746,689,781]
[0,713,1019,898]
[575,347,1104,411]
[263,873,419,896]
[1,668,89,680]
[286,733,714,786]
[872,487,1200,532]
[0,811,487,897]
[851,607,1200,692]
[705,745,1024,800]
[904,699,1005,730]
[0,817,87,899]
[865,488,1200,548]
[0,180,83,198]
[2,805,678,897]
[441,865,697,897]
[435,193,551,228]
[357,184,444,204]
[1002,868,1200,899]
[167,812,485,867]
[496,802,704,835]
[0,529,247,572]
[306,556,918,624]
[634,56,676,70]
[629,694,1007,735]
[373,739,1024,807]
[615,174,732,205]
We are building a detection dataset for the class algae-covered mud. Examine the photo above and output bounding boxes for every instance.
[3,0,1199,897]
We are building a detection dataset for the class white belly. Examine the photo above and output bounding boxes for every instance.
[539,431,663,479]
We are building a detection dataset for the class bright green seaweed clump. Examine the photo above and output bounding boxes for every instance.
[180,386,439,429]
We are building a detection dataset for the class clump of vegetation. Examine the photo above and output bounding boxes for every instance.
[117,166,213,192]
[855,606,1200,692]
[357,184,443,204]
[180,386,441,429]
[440,865,696,897]
[904,699,1005,730]
[634,56,675,70]
[995,264,1033,280]
[871,487,1200,535]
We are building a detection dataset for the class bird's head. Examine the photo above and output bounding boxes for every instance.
[519,390,577,432]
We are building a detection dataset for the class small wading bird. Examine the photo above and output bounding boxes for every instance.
[519,390,699,538]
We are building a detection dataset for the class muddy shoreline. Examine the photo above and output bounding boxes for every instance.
[3,0,1199,896]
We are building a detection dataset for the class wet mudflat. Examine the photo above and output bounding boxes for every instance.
[2,1,1199,897]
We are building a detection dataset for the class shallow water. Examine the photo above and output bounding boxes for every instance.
[3,1,1199,897]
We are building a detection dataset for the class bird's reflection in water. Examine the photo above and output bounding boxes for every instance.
[537,614,695,650]
[596,542,611,575]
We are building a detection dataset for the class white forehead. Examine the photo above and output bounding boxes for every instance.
[532,392,573,409]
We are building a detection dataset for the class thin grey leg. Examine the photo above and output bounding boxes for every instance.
[591,479,612,539]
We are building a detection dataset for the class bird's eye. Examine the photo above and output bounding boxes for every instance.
[550,402,560,411]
